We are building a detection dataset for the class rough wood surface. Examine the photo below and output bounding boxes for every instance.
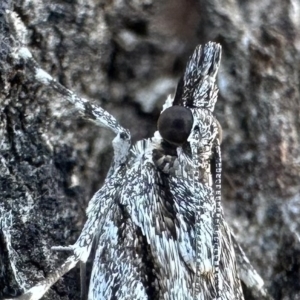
[1,0,300,299]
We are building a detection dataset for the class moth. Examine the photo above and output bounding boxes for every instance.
[6,11,267,300]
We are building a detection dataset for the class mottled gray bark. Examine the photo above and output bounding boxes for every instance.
[0,0,299,299]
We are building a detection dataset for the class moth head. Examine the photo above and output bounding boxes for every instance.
[157,42,222,160]
[157,105,222,148]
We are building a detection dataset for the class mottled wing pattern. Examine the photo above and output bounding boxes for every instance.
[88,139,244,299]
[123,140,193,299]
[152,149,245,299]
[72,174,122,263]
[88,202,147,299]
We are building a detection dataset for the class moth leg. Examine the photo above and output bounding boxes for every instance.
[16,46,131,165]
[8,11,131,167]
[51,246,88,300]
[6,255,79,300]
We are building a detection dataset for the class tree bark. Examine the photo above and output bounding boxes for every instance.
[1,0,299,299]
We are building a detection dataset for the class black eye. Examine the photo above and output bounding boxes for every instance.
[157,106,193,145]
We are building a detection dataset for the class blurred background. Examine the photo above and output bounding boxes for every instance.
[1,0,300,299]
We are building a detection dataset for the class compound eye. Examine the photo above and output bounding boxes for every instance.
[157,106,193,145]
